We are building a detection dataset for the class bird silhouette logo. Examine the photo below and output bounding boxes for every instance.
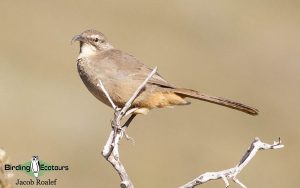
[30,156,40,178]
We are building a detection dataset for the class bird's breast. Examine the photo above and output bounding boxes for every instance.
[77,59,112,107]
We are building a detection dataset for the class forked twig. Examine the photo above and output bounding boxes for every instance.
[100,67,158,188]
[0,148,13,188]
[179,137,284,188]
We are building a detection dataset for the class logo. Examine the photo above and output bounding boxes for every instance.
[3,155,69,186]
[31,156,40,178]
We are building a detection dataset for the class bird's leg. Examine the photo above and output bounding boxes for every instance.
[122,114,137,128]
[120,113,137,143]
[124,107,138,117]
[111,108,137,141]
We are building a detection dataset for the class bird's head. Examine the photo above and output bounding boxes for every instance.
[72,29,113,58]
[32,156,39,161]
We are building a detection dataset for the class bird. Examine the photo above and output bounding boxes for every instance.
[72,29,258,124]
[30,156,40,178]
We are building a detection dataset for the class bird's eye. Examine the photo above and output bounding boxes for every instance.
[94,38,99,42]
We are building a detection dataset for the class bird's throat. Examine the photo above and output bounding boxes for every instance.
[78,43,97,59]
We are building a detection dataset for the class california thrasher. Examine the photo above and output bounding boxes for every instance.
[72,29,258,121]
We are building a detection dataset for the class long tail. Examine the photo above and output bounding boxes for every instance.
[173,88,259,115]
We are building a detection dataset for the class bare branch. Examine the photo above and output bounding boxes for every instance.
[0,148,13,188]
[100,67,158,188]
[179,137,284,188]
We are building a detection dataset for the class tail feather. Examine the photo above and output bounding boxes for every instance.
[173,88,259,116]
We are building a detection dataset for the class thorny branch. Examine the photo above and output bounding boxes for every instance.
[98,66,284,188]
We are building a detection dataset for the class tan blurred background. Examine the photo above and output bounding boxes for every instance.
[0,0,299,187]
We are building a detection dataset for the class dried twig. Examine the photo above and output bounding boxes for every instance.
[0,148,13,188]
[179,137,284,188]
[100,67,158,188]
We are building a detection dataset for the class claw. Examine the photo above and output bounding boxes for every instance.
[124,131,135,145]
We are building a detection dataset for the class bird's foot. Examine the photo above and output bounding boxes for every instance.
[110,125,135,144]
[123,130,135,144]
